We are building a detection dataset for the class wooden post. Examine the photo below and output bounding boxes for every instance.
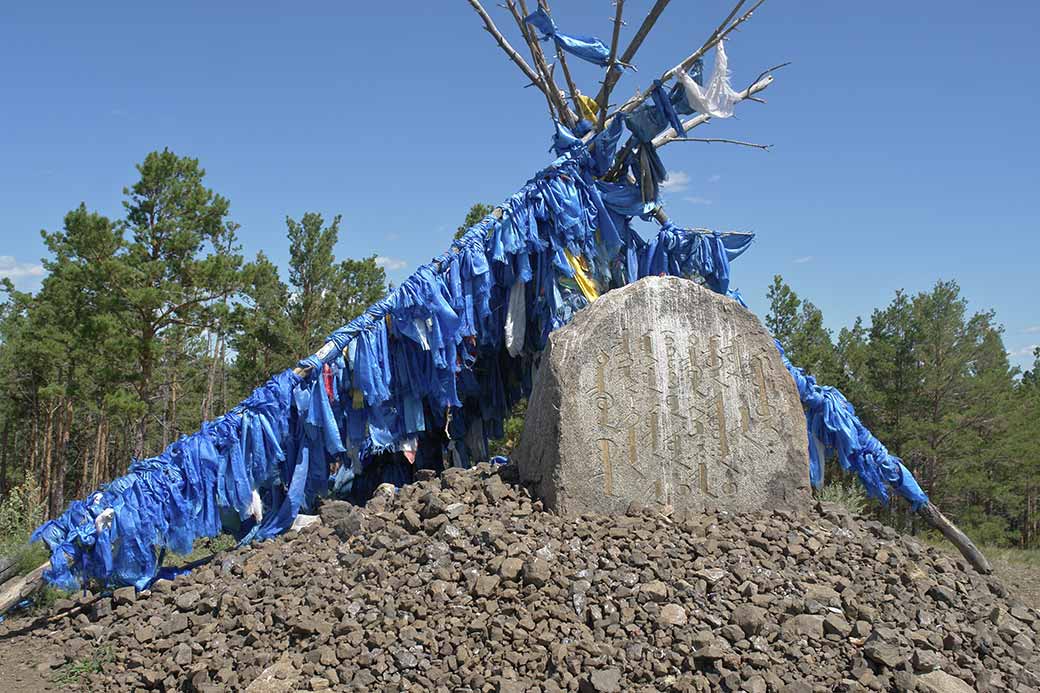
[0,562,49,616]
[918,501,992,574]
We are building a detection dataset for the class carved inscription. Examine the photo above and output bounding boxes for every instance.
[584,327,784,510]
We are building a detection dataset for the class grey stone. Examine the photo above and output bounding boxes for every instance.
[824,613,853,637]
[659,604,688,626]
[244,656,298,693]
[319,500,364,540]
[781,614,825,640]
[912,649,941,673]
[640,580,669,602]
[522,558,550,588]
[499,557,524,580]
[917,671,975,693]
[515,276,809,515]
[174,589,200,611]
[732,604,767,636]
[864,642,904,669]
[582,667,622,692]
[174,643,192,666]
[112,586,136,605]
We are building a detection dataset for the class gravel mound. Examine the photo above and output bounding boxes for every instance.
[7,463,1039,692]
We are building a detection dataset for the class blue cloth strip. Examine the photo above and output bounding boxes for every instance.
[524,7,611,67]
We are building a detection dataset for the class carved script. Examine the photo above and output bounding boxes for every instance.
[584,326,785,510]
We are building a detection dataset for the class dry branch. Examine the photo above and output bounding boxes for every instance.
[538,0,580,107]
[596,0,671,126]
[919,501,993,574]
[465,0,546,91]
[509,0,576,126]
[670,137,772,151]
[595,0,628,128]
[0,562,48,616]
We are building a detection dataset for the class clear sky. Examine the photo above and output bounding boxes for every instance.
[1,1,1037,368]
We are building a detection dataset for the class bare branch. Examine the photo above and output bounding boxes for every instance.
[753,61,791,84]
[596,0,672,127]
[538,0,580,107]
[595,0,627,129]
[510,0,576,125]
[465,0,546,91]
[669,137,772,151]
[652,73,774,147]
[504,0,559,120]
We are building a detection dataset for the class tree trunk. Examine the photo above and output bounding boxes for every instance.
[0,418,9,498]
[169,372,178,443]
[90,417,105,492]
[218,336,227,415]
[40,405,55,518]
[80,422,94,498]
[137,325,156,458]
[202,332,221,422]
[48,398,72,519]
[29,393,39,479]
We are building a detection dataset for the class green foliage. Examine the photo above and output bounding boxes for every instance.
[766,275,840,383]
[455,203,494,240]
[815,482,868,516]
[775,275,1036,547]
[0,473,49,575]
[53,644,115,687]
[0,151,389,529]
[232,213,386,393]
[490,399,527,458]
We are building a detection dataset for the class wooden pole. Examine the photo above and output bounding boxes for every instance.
[596,0,628,130]
[0,562,49,616]
[511,0,577,127]
[537,1,579,110]
[465,0,547,90]
[918,501,993,574]
[595,0,674,125]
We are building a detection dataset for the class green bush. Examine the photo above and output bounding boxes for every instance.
[489,399,527,458]
[815,481,868,516]
[0,472,50,576]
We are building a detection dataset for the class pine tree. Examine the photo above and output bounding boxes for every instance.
[117,149,243,455]
[455,203,495,240]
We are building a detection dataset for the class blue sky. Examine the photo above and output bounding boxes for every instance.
[2,1,1037,368]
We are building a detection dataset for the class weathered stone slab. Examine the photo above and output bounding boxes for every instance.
[515,276,809,515]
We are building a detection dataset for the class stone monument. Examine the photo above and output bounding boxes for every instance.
[515,276,810,515]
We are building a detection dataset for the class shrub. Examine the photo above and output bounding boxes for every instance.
[0,471,50,576]
[815,481,868,516]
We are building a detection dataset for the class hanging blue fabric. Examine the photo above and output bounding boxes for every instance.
[775,342,929,509]
[524,7,611,67]
[588,116,623,176]
[551,121,583,156]
[651,80,687,142]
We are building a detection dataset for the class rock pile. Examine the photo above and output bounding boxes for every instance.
[4,463,1038,692]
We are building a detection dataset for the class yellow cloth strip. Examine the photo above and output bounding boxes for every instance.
[576,93,599,122]
[563,249,600,301]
